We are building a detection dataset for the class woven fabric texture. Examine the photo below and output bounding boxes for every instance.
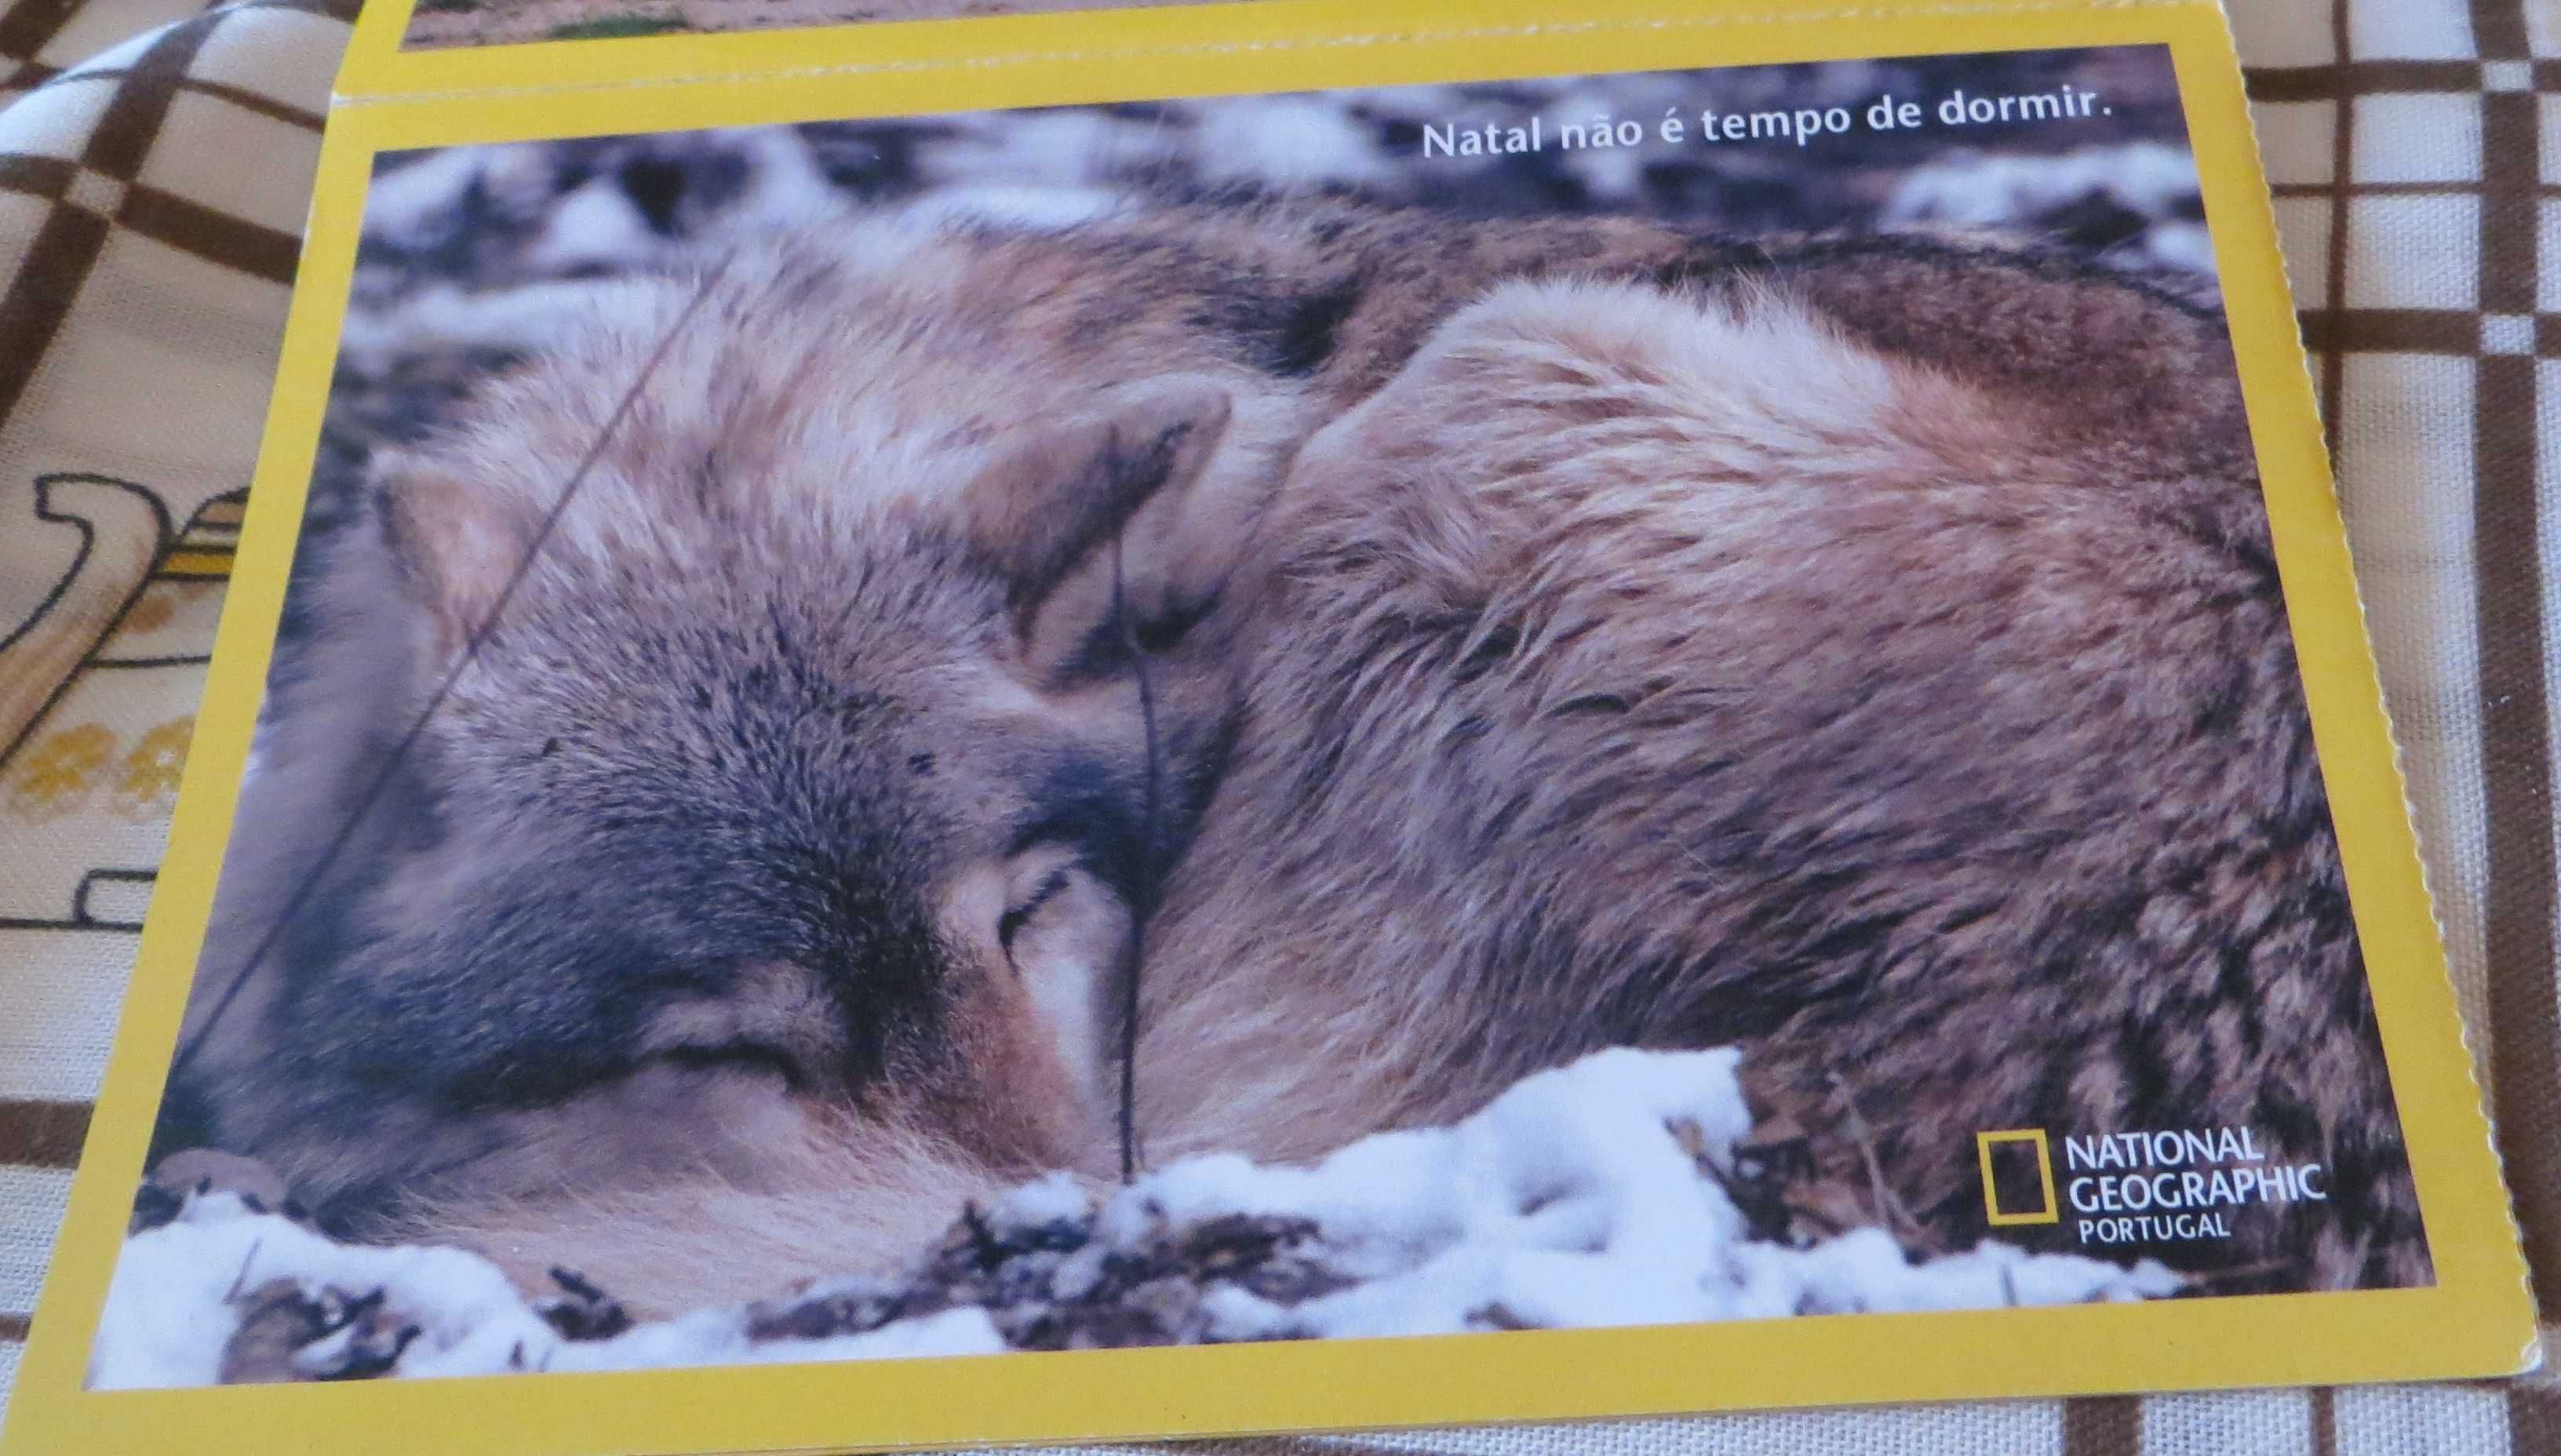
[0,0,2553,1450]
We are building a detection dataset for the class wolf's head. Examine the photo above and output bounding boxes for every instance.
[192,239,1298,1269]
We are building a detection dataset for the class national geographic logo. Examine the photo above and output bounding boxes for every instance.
[1975,1130,2060,1227]
[1977,1126,2330,1247]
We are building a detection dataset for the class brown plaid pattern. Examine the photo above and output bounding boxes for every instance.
[0,0,346,1396]
[0,0,2553,1451]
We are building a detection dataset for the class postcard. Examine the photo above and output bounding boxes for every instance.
[0,2,2535,1454]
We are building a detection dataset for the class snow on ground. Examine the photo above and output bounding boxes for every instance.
[92,1047,2177,1388]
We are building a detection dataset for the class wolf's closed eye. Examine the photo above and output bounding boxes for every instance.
[998,866,1073,958]
[969,848,1127,1100]
[654,1039,809,1091]
[635,961,846,1097]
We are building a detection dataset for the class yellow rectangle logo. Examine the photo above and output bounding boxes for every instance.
[1978,1129,2062,1226]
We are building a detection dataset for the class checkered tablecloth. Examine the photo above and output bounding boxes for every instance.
[2,0,2556,1451]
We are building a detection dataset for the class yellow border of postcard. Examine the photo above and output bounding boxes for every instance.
[2,2,2537,1454]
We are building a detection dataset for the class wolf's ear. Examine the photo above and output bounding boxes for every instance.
[373,454,538,662]
[962,381,1258,679]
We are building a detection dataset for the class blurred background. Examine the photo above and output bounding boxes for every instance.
[359,46,2202,280]
[308,45,2206,624]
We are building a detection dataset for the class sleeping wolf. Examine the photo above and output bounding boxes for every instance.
[158,200,2422,1314]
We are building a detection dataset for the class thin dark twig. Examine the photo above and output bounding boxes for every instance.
[223,1236,264,1302]
[1825,1070,1937,1253]
[170,251,741,1080]
[1110,533,1161,1184]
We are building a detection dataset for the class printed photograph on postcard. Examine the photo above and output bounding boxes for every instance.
[92,42,2439,1389]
